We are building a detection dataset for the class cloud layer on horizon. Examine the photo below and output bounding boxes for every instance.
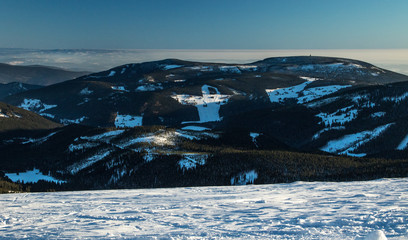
[1,48,408,75]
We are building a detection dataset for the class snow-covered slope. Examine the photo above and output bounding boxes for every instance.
[0,178,406,239]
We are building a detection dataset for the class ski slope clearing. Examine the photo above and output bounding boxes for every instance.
[172,85,231,123]
[1,178,407,239]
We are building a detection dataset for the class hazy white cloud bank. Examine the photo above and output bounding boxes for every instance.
[1,48,408,75]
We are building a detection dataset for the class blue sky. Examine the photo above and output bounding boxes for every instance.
[1,0,407,49]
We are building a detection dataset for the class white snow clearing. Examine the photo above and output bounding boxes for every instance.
[19,99,57,113]
[114,113,142,128]
[172,85,231,123]
[396,133,408,150]
[316,106,358,127]
[266,79,350,104]
[5,168,65,184]
[0,178,407,239]
[320,123,394,157]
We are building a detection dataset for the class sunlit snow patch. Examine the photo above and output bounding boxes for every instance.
[172,85,231,123]
[115,113,142,128]
[320,123,394,157]
[231,170,258,185]
[5,168,66,184]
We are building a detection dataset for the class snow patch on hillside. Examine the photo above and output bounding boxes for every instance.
[115,114,142,128]
[135,84,163,92]
[238,65,258,71]
[287,62,367,74]
[396,133,408,150]
[0,110,21,118]
[5,168,66,184]
[298,85,351,104]
[111,86,129,92]
[79,87,93,95]
[68,150,112,174]
[219,66,241,73]
[250,132,261,147]
[178,153,208,171]
[162,64,183,70]
[181,126,210,131]
[79,130,125,142]
[316,106,358,127]
[68,142,100,152]
[172,85,231,123]
[231,170,258,185]
[108,71,116,77]
[371,112,386,118]
[382,92,408,103]
[266,80,350,104]
[60,116,87,125]
[312,126,345,140]
[321,123,394,156]
[22,131,58,145]
[19,99,57,113]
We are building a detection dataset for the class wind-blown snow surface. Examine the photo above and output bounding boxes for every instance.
[1,178,407,239]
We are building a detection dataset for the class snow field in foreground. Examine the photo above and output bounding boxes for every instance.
[0,178,407,239]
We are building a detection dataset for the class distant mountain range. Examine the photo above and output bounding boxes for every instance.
[1,56,408,192]
[0,63,90,85]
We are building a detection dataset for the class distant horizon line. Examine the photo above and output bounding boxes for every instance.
[1,47,408,51]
